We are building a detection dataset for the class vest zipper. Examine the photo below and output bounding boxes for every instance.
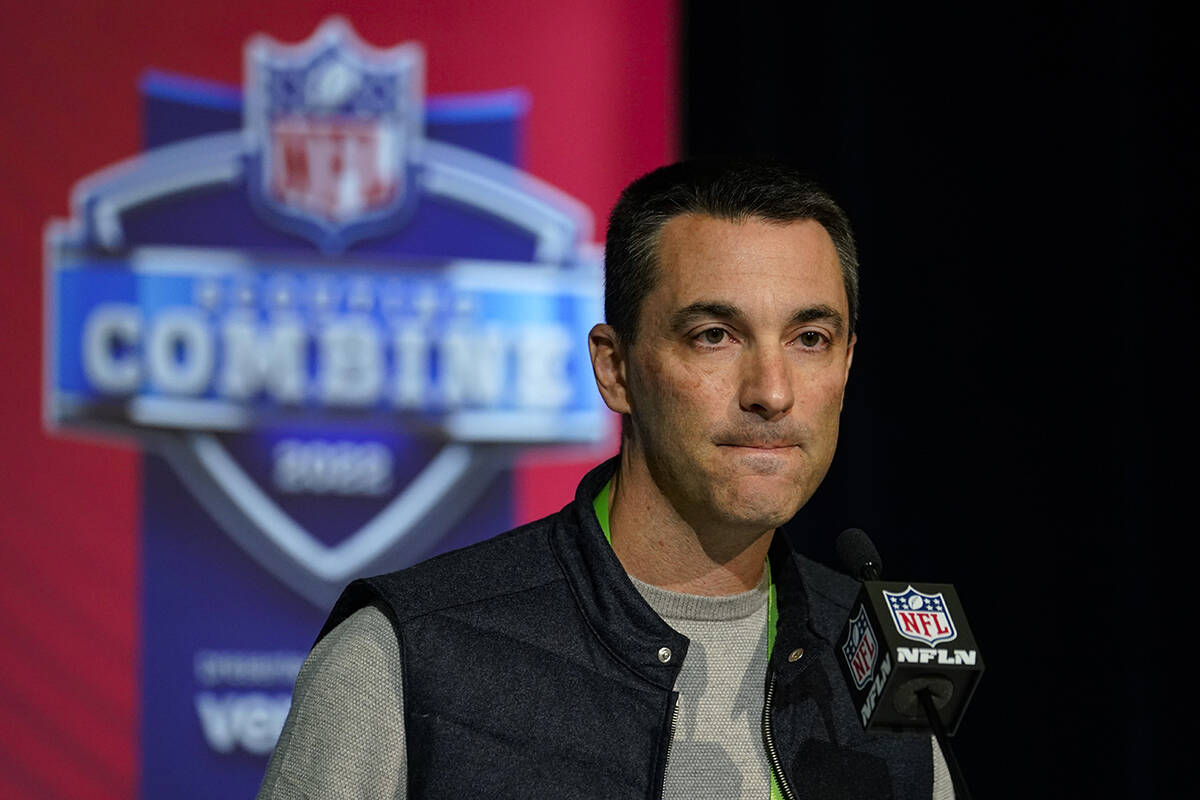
[661,693,681,796]
[763,671,797,800]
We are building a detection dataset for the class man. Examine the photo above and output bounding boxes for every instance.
[258,159,952,799]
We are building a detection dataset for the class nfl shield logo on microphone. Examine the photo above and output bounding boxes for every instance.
[842,604,880,690]
[883,586,958,647]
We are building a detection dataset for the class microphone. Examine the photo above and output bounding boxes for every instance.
[833,528,985,736]
[834,528,983,799]
[835,527,882,582]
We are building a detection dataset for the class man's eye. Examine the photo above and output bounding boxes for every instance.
[699,328,727,345]
[797,331,828,348]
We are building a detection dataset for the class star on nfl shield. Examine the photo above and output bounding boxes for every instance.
[842,604,880,690]
[883,585,958,647]
[245,17,423,252]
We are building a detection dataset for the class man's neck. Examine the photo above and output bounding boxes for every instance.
[607,451,775,597]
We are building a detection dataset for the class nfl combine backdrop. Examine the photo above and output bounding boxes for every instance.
[3,4,676,799]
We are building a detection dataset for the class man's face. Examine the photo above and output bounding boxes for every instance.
[619,213,855,537]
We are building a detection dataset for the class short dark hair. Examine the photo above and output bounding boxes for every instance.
[603,158,859,343]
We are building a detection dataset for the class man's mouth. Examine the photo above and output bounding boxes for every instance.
[718,441,799,450]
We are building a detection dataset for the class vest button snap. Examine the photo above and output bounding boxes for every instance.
[788,647,805,662]
[657,647,672,663]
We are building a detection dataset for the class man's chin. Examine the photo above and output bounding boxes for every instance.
[721,469,810,510]
[713,494,801,537]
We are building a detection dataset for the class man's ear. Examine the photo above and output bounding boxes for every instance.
[589,324,632,415]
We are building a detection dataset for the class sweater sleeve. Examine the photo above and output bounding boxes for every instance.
[256,603,407,800]
[931,736,954,799]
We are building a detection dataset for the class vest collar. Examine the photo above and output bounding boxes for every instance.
[547,458,687,691]
[549,457,846,692]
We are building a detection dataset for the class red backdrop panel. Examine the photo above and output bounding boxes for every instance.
[0,2,676,796]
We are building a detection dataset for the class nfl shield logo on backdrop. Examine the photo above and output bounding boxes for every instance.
[883,585,958,647]
[842,604,879,690]
[244,17,423,252]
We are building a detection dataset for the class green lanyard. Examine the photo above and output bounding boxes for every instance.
[593,481,785,799]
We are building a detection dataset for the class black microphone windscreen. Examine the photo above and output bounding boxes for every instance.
[836,527,883,581]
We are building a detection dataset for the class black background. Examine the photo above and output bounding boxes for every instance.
[684,1,1195,795]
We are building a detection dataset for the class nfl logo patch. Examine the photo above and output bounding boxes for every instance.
[842,604,879,690]
[883,585,958,647]
[244,17,423,252]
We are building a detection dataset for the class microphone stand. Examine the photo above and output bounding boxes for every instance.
[917,688,973,800]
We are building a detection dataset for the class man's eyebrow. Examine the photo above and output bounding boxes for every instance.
[791,304,846,336]
[668,302,743,331]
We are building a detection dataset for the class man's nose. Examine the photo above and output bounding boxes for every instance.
[738,343,794,420]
